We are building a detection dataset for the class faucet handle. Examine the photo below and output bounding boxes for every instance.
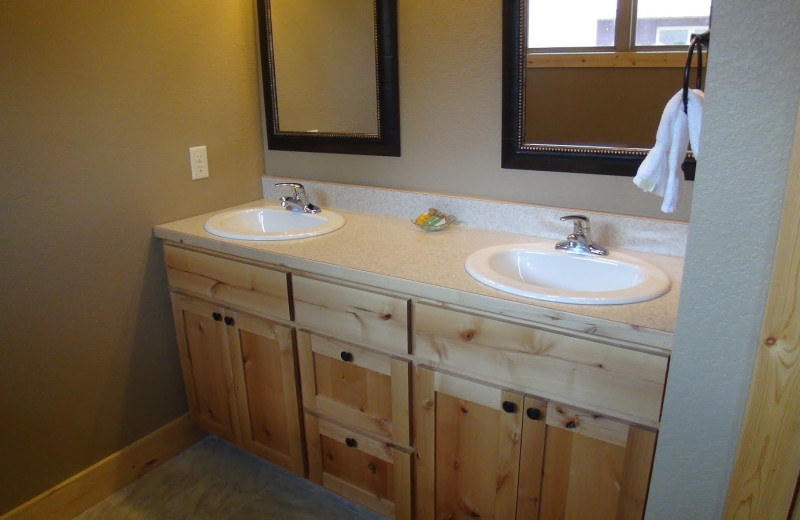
[556,214,608,255]
[560,214,589,235]
[275,182,305,198]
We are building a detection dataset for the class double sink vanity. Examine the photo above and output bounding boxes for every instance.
[154,179,685,520]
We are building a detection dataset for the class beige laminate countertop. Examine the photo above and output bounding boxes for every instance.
[154,200,684,352]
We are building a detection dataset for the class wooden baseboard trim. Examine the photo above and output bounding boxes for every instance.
[1,414,204,520]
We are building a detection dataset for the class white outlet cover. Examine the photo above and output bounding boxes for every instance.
[189,146,209,180]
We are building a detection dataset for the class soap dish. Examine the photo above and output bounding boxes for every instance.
[412,208,456,232]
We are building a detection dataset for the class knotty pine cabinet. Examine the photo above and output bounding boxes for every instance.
[414,366,656,520]
[161,242,668,520]
[169,294,241,443]
[164,245,305,476]
[294,276,413,519]
[226,309,304,476]
[413,302,665,520]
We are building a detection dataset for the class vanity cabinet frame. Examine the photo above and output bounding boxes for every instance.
[161,242,669,520]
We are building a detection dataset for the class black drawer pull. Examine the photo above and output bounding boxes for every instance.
[345,437,357,448]
[526,407,542,420]
[211,312,222,321]
[502,401,517,413]
[224,316,235,326]
[340,351,354,362]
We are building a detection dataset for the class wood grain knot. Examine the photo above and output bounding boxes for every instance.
[380,313,392,321]
[461,329,476,341]
[460,405,470,414]
[765,336,777,346]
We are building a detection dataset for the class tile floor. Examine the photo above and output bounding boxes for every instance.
[72,436,386,520]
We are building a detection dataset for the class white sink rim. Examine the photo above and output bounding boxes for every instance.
[465,242,671,305]
[204,205,345,241]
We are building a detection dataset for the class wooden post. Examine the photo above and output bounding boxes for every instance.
[722,103,800,518]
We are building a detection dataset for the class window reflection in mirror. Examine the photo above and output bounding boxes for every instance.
[523,0,710,150]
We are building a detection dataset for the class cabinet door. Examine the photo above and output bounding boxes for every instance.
[414,367,524,520]
[305,414,413,520]
[170,294,240,442]
[533,403,656,520]
[226,310,305,476]
[297,332,411,445]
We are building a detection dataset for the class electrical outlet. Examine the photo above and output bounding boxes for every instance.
[189,146,209,180]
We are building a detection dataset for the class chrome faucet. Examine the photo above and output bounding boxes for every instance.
[555,215,608,256]
[275,182,321,214]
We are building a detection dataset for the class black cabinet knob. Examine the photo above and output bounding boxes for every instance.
[224,316,235,326]
[340,351,353,362]
[526,407,542,420]
[502,401,517,413]
[212,312,222,321]
[345,437,357,448]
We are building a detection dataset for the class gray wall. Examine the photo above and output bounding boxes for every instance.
[646,0,800,518]
[0,1,265,513]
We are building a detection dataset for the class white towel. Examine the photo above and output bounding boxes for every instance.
[687,89,704,159]
[634,89,704,213]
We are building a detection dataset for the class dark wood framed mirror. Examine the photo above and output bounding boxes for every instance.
[256,0,400,156]
[501,0,696,179]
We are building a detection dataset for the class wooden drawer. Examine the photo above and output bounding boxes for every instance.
[163,244,290,320]
[305,414,412,520]
[413,302,668,427]
[293,275,410,355]
[297,332,410,446]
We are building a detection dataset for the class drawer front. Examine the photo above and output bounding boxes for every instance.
[297,332,410,446]
[414,302,668,427]
[305,414,412,520]
[164,244,290,320]
[293,275,410,355]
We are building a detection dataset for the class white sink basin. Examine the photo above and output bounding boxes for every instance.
[204,205,344,241]
[465,242,670,305]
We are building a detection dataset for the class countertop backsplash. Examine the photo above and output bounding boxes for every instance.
[263,176,688,257]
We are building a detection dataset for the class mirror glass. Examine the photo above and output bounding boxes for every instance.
[257,0,400,156]
[502,0,709,177]
[270,0,377,134]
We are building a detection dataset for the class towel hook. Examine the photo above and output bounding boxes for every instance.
[683,30,710,113]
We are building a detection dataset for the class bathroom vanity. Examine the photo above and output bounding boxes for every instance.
[154,193,683,520]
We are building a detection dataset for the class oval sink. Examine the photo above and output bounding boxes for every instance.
[465,242,670,305]
[204,205,344,241]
